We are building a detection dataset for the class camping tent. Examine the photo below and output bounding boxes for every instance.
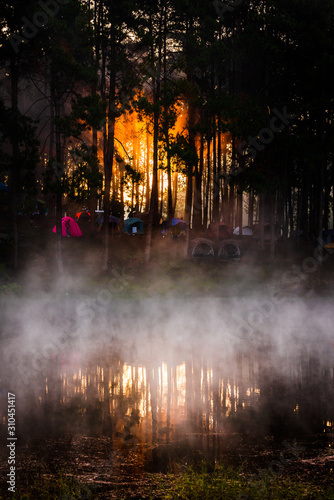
[96,214,120,231]
[207,222,232,240]
[191,239,214,258]
[233,226,253,236]
[322,229,334,249]
[171,218,186,237]
[52,217,82,237]
[123,217,144,235]
[161,218,186,236]
[75,211,91,222]
[218,240,241,260]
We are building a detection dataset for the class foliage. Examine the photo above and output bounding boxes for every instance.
[67,145,103,202]
[0,100,40,202]
[109,197,124,219]
[9,471,92,499]
[155,462,334,500]
[169,133,198,174]
[54,94,106,138]
[123,163,144,188]
[9,461,333,500]
[0,262,21,295]
[43,144,102,201]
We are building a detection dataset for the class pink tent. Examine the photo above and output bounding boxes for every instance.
[52,216,82,237]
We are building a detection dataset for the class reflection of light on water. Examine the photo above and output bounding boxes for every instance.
[224,380,239,417]
[43,358,262,439]
[123,364,133,396]
[158,362,169,411]
[97,366,104,401]
[138,365,147,416]
[176,363,186,410]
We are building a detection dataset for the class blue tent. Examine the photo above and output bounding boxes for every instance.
[322,229,334,248]
[123,217,144,235]
[96,214,120,226]
[171,218,186,236]
[172,218,186,229]
[0,182,9,191]
[96,214,121,233]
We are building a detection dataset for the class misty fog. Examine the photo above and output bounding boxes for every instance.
[1,275,334,445]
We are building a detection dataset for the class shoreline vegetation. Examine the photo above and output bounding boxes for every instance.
[1,435,334,499]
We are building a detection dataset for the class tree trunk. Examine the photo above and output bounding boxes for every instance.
[54,95,63,275]
[269,191,275,261]
[184,166,193,227]
[212,120,219,223]
[222,142,229,223]
[193,134,203,231]
[9,55,19,270]
[317,101,326,264]
[150,88,160,223]
[204,137,210,229]
[259,192,265,251]
[149,5,162,227]
[172,172,178,215]
[145,210,153,264]
[237,188,243,236]
[145,130,150,212]
[103,41,116,271]
[248,189,254,227]
[167,152,173,222]
[159,168,163,216]
[229,136,237,228]
[184,75,196,227]
[216,121,222,221]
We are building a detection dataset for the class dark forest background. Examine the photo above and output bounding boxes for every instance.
[1,0,334,269]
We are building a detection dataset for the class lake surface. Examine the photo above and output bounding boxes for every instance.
[1,295,334,470]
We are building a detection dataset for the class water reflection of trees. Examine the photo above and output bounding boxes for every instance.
[28,343,334,446]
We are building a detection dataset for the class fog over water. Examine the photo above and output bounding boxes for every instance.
[1,281,334,446]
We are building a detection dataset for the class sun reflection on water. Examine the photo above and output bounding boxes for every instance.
[41,354,265,443]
